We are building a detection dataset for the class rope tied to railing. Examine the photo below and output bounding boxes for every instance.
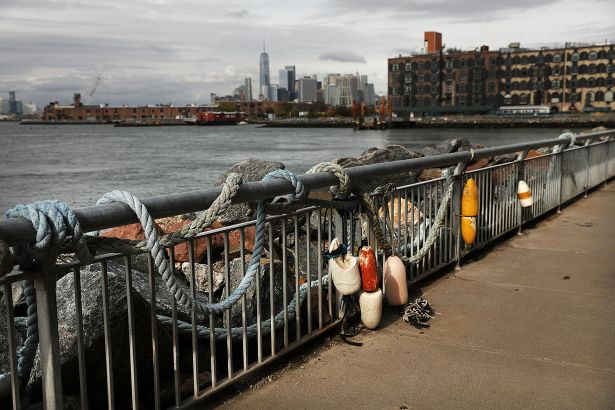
[553,132,578,153]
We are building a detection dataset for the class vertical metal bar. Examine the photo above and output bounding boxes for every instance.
[148,256,161,410]
[452,174,462,270]
[168,248,181,408]
[124,256,139,409]
[517,161,524,235]
[4,283,21,410]
[317,208,323,330]
[557,150,564,212]
[223,233,233,380]
[268,223,275,354]
[239,229,248,372]
[306,211,312,335]
[188,241,199,396]
[73,267,88,409]
[584,145,591,197]
[100,261,114,409]
[207,236,217,389]
[33,260,64,410]
[294,215,300,341]
[404,189,409,259]
[281,220,289,348]
[410,186,415,279]
[327,208,333,320]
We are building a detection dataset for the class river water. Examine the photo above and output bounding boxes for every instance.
[0,122,574,214]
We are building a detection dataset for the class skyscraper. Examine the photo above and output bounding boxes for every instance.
[259,43,270,99]
[245,77,253,101]
[279,65,296,100]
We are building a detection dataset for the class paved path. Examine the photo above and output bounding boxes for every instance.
[221,184,615,410]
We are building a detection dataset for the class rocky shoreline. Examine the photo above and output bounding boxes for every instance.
[0,126,608,408]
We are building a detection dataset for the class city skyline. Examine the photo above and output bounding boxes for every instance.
[1,0,613,107]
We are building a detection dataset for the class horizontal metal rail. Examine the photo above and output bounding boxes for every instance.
[1,129,612,247]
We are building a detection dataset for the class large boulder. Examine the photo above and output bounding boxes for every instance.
[26,268,174,409]
[215,159,285,224]
[421,137,470,157]
[221,256,294,329]
[334,145,422,192]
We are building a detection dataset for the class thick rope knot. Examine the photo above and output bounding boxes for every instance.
[6,200,93,264]
[307,162,352,199]
[262,168,306,202]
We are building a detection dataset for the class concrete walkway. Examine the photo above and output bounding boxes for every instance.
[221,184,615,410]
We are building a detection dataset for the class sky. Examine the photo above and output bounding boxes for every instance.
[1,0,614,107]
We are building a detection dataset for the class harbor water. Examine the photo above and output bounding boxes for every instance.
[0,123,577,214]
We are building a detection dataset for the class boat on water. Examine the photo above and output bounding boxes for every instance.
[197,111,246,125]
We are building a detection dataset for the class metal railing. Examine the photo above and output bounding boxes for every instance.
[0,129,613,409]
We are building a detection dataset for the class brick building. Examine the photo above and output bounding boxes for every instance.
[389,33,615,116]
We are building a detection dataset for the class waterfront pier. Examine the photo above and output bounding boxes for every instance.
[222,183,615,409]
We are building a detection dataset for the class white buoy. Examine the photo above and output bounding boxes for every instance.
[359,289,383,329]
[517,180,533,207]
[328,238,361,295]
[384,255,408,306]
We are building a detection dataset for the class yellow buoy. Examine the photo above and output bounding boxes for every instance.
[517,180,533,208]
[461,178,479,245]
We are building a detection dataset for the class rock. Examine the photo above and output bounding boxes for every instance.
[101,222,163,241]
[0,301,11,374]
[421,137,470,157]
[466,158,491,172]
[176,261,225,295]
[418,168,442,182]
[27,268,174,408]
[221,256,294,329]
[491,153,517,165]
[525,149,543,159]
[287,237,323,280]
[378,198,423,229]
[158,371,211,408]
[334,145,422,192]
[215,159,285,224]
[166,220,225,263]
[228,225,256,256]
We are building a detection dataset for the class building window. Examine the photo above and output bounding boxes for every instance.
[445,60,453,69]
[405,63,412,71]
[392,64,399,71]
[490,58,496,66]
[552,79,560,88]
[392,87,399,95]
[607,64,615,73]
[404,75,413,83]
[570,93,578,103]
[404,85,412,94]
[458,96,466,105]
[553,54,562,63]
[521,56,528,65]
[571,53,580,62]
[605,91,613,102]
[589,51,598,60]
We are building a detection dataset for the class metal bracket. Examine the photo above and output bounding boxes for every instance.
[516,149,529,162]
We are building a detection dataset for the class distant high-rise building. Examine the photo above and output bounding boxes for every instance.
[270,84,279,102]
[279,65,296,100]
[0,98,8,114]
[259,43,270,99]
[298,76,318,102]
[8,91,16,114]
[245,77,253,101]
[22,102,38,115]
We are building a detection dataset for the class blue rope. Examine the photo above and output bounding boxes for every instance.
[4,200,94,380]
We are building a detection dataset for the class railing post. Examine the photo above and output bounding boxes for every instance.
[33,256,63,410]
[516,150,529,235]
[451,164,465,271]
[605,136,611,186]
[584,138,592,198]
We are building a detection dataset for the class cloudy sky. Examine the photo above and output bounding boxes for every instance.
[1,0,613,107]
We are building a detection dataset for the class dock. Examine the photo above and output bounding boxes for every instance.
[222,183,615,409]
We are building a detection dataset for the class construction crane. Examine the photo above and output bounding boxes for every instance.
[82,71,105,104]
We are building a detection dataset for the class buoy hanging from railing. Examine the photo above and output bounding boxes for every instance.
[384,255,408,306]
[327,238,361,295]
[461,178,479,245]
[517,180,533,207]
[359,289,383,329]
[358,246,379,292]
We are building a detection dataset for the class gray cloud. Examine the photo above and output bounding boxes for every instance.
[319,51,366,63]
[227,9,249,17]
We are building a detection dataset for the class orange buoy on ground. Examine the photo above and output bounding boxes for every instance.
[359,289,383,329]
[327,238,361,295]
[517,180,533,207]
[383,255,408,306]
[461,178,479,245]
[358,246,379,292]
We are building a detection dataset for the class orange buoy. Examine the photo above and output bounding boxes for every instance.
[327,238,361,295]
[358,246,378,292]
[383,255,408,306]
[517,180,533,207]
[461,178,479,245]
[359,289,383,329]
